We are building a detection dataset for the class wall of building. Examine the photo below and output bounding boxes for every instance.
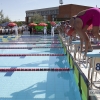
[70,4,91,17]
[57,4,92,20]
[57,5,71,19]
[25,4,93,23]
[47,15,52,21]
[25,17,28,24]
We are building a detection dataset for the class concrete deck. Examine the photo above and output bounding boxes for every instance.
[59,34,100,100]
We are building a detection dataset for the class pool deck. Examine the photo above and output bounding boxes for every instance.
[59,34,100,100]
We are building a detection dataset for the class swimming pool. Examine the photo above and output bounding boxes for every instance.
[0,35,81,100]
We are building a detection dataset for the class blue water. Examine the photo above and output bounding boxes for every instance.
[0,35,81,100]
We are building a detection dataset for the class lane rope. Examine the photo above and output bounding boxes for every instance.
[0,68,73,71]
[0,42,60,44]
[0,47,63,49]
[0,54,65,56]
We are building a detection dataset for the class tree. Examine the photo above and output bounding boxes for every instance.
[0,10,11,24]
[14,21,23,26]
[0,10,4,23]
[31,13,43,23]
[2,16,11,23]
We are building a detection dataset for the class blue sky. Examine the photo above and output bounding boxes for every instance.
[0,0,100,21]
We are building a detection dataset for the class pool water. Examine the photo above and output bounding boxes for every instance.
[0,35,81,100]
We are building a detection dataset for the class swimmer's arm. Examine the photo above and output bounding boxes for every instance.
[80,38,83,52]
[69,36,72,42]
[84,41,89,56]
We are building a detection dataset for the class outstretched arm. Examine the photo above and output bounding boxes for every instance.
[80,37,83,52]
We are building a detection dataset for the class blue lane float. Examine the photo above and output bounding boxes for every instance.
[0,46,63,49]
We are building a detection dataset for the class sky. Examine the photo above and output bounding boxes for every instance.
[0,0,100,21]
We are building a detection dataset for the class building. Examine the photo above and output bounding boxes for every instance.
[25,4,93,24]
[25,6,59,24]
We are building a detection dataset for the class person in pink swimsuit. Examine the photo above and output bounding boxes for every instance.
[69,7,100,56]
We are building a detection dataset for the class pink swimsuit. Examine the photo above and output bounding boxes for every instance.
[78,7,100,28]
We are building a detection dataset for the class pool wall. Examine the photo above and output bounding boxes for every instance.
[59,35,97,100]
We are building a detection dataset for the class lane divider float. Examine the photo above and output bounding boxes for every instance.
[0,46,63,49]
[0,54,65,56]
[0,42,60,44]
[0,68,73,72]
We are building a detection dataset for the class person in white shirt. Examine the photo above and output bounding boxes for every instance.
[5,28,8,35]
[44,26,47,35]
[51,26,55,36]
[13,25,18,36]
[55,22,62,34]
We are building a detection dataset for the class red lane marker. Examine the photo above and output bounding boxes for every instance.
[0,54,65,56]
[0,68,72,71]
[0,47,63,49]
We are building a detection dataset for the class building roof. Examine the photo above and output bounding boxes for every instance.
[26,4,96,12]
[60,4,93,8]
[26,6,59,12]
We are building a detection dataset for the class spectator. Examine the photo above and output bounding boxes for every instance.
[44,26,47,35]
